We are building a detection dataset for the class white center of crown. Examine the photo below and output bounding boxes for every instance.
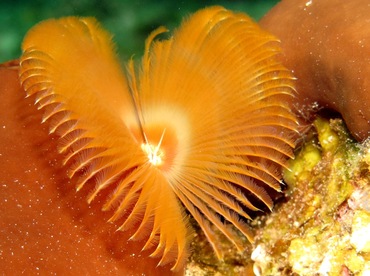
[141,142,164,166]
[141,128,166,166]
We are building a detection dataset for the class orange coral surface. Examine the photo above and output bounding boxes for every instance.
[260,0,370,142]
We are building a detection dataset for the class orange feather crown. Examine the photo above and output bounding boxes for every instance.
[19,6,298,271]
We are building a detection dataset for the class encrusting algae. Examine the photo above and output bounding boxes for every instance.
[184,117,370,274]
[184,117,370,275]
[251,117,370,276]
[186,117,370,276]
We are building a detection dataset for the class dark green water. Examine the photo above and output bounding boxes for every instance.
[0,0,278,62]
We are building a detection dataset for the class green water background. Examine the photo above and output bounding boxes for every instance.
[0,0,278,62]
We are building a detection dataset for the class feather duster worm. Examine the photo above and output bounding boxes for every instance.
[19,6,298,270]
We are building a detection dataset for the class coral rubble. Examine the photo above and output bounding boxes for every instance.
[186,117,370,275]
[252,117,370,275]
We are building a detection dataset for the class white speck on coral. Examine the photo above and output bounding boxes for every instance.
[318,254,331,275]
[251,244,270,276]
[350,211,370,253]
[251,244,264,262]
